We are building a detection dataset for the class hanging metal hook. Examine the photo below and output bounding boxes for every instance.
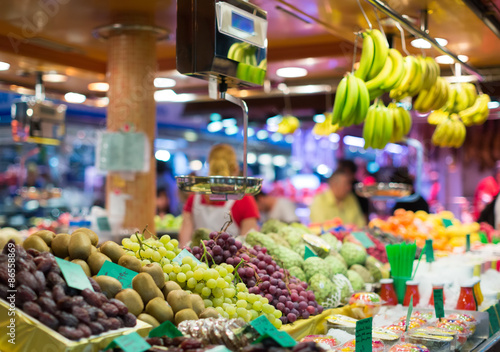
[351,33,360,73]
[357,0,372,30]
[395,21,411,56]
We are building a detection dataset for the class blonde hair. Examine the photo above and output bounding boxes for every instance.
[208,144,239,176]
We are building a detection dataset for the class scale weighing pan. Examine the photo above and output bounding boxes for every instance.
[175,0,267,200]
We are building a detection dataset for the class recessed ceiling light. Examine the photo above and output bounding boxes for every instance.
[435,55,469,64]
[276,67,308,78]
[411,37,448,49]
[88,82,109,92]
[154,77,176,88]
[95,97,109,107]
[0,61,10,71]
[488,101,500,109]
[42,72,67,83]
[64,92,86,103]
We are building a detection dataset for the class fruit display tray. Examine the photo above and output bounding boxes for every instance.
[176,176,262,200]
[354,182,412,200]
[0,299,152,352]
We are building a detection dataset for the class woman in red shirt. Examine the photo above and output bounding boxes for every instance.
[179,144,260,246]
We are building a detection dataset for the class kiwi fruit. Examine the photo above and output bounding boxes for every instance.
[175,309,198,325]
[23,235,50,253]
[94,276,122,298]
[51,233,71,258]
[146,297,174,323]
[162,281,182,298]
[68,232,91,260]
[71,259,91,276]
[118,255,142,273]
[32,230,55,246]
[73,228,99,246]
[199,307,220,319]
[133,273,159,305]
[115,289,144,316]
[189,294,205,316]
[89,246,98,255]
[141,263,165,289]
[167,290,192,313]
[88,252,112,276]
[138,313,160,328]
[99,241,125,263]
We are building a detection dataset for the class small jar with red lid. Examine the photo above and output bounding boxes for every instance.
[403,280,420,307]
[380,278,398,306]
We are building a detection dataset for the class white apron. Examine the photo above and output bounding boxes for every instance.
[192,194,240,236]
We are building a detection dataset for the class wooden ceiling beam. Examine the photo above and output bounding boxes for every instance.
[0,35,106,74]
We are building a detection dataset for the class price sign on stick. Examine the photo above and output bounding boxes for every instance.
[433,288,445,319]
[304,246,318,260]
[55,257,93,291]
[405,296,413,332]
[355,317,372,352]
[105,332,151,352]
[97,261,137,289]
[425,239,434,263]
[149,321,183,338]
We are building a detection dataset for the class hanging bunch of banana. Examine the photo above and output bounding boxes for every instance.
[427,110,450,125]
[413,77,450,113]
[331,73,370,127]
[431,114,467,148]
[390,56,440,101]
[362,100,393,149]
[388,102,413,143]
[276,115,300,134]
[227,42,256,64]
[459,94,491,126]
[313,113,343,136]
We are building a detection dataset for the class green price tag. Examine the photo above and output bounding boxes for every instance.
[55,257,94,291]
[405,296,413,332]
[250,316,296,348]
[433,288,445,319]
[304,246,318,260]
[487,305,500,336]
[355,317,372,352]
[105,332,151,352]
[97,261,138,289]
[352,232,375,248]
[149,320,183,338]
[442,218,453,228]
[97,217,111,231]
[173,249,203,266]
[466,234,471,252]
[425,239,434,263]
[273,331,297,348]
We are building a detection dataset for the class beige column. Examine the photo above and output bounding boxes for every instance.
[105,15,157,231]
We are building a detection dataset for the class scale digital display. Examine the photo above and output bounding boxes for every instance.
[231,11,254,34]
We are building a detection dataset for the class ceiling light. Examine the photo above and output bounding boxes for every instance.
[184,131,198,142]
[343,135,365,148]
[316,164,331,176]
[276,67,308,78]
[210,113,222,121]
[285,135,294,143]
[272,155,287,167]
[435,55,469,65]
[154,77,176,88]
[329,133,340,143]
[155,150,171,162]
[189,160,203,171]
[64,92,86,103]
[247,153,257,164]
[88,82,109,92]
[207,121,223,133]
[222,118,237,127]
[247,127,255,137]
[256,130,268,140]
[225,126,239,135]
[488,101,500,109]
[0,61,10,71]
[154,89,177,101]
[411,38,448,49]
[313,114,326,123]
[271,133,283,142]
[95,97,109,107]
[42,72,67,83]
[385,143,404,154]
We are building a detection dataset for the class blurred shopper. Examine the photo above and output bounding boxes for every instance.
[391,168,429,213]
[337,159,369,220]
[255,191,298,223]
[473,162,500,220]
[477,193,500,230]
[156,187,171,217]
[179,144,260,246]
[309,169,366,227]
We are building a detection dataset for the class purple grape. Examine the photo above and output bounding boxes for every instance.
[226,257,234,265]
[298,301,308,310]
[284,308,291,315]
[213,246,223,255]
[276,302,285,311]
[276,288,282,296]
[216,238,225,246]
[265,294,273,302]
[220,232,230,241]
[247,280,256,287]
[257,261,266,270]
[229,245,238,254]
[223,250,231,259]
[286,301,294,309]
[235,240,242,249]
[306,306,315,314]
[278,282,286,290]
[209,232,218,240]
[287,313,297,323]
[278,296,287,303]
[234,256,241,264]
[269,285,277,295]
[214,255,223,264]
[318,306,324,313]
[207,240,215,247]
[302,311,310,319]
[245,267,254,277]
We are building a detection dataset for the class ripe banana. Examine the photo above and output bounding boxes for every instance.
[390,56,417,101]
[313,113,343,136]
[366,29,389,80]
[354,31,375,81]
[277,115,300,134]
[354,77,370,125]
[332,76,348,125]
[406,57,424,97]
[459,94,491,126]
[365,52,393,94]
[332,73,370,127]
[363,104,377,149]
[431,114,467,148]
[340,74,360,126]
[380,49,405,91]
[362,101,394,149]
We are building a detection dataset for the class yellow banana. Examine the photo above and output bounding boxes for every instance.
[354,77,370,125]
[227,42,243,60]
[366,53,393,93]
[390,56,417,100]
[389,104,403,142]
[367,29,389,80]
[407,57,424,97]
[363,104,377,149]
[473,94,491,125]
[382,104,393,148]
[354,31,375,81]
[381,49,405,90]
[400,106,412,135]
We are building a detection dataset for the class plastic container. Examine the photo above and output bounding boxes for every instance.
[404,329,454,352]
[301,335,339,349]
[348,292,382,318]
[380,278,399,306]
[412,311,434,322]
[455,279,477,311]
[389,343,430,352]
[325,315,357,335]
[446,313,477,335]
[337,339,384,352]
[373,327,401,348]
[408,327,458,351]
[435,320,470,350]
[403,280,420,307]
[429,282,445,306]
[396,317,427,331]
